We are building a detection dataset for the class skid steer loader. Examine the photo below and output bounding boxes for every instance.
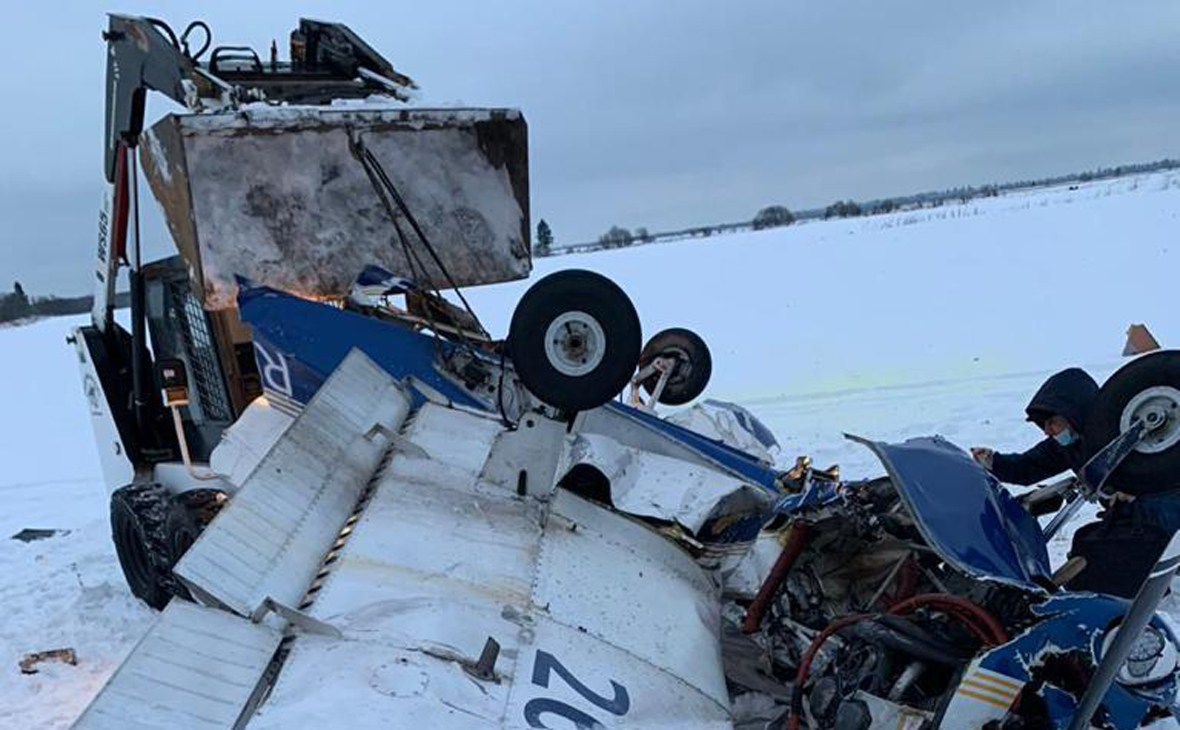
[73,14,531,608]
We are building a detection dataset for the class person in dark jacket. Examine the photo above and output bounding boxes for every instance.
[970,368,1099,486]
[971,367,1180,531]
[972,367,1180,596]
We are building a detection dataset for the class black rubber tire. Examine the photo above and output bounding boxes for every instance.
[638,327,713,405]
[164,489,227,602]
[1085,350,1180,491]
[508,269,641,412]
[165,489,226,565]
[110,483,181,610]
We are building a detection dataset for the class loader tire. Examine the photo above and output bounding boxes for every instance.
[110,483,181,610]
[638,327,712,405]
[164,489,227,602]
[166,489,226,566]
[1086,350,1180,491]
[508,270,641,413]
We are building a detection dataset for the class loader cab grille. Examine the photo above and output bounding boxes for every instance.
[143,256,237,461]
[170,284,233,423]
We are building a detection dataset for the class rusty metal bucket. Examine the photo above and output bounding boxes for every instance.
[140,106,530,310]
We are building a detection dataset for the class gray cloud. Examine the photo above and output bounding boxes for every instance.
[2,1,1177,295]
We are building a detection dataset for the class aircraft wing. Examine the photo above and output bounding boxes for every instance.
[72,349,733,729]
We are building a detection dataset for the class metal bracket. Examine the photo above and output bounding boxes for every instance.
[626,356,675,412]
[366,422,430,460]
[1044,420,1152,540]
[462,637,501,683]
[1080,418,1151,492]
[251,596,343,639]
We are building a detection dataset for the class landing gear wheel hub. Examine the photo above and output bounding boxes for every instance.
[1121,386,1180,454]
[657,346,694,387]
[544,311,606,376]
[637,327,713,406]
[507,269,641,413]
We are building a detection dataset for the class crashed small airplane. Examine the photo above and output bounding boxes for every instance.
[69,14,1180,730]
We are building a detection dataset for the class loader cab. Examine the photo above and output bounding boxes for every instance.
[83,13,531,612]
[141,256,261,463]
[74,256,261,485]
[70,256,265,611]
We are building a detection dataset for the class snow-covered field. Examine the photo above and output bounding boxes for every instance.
[1,171,1176,728]
[0,316,155,727]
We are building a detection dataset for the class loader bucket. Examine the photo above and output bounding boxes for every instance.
[140,106,530,310]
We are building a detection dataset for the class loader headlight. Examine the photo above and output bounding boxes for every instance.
[1102,624,1179,686]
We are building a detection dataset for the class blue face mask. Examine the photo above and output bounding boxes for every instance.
[1054,428,1077,447]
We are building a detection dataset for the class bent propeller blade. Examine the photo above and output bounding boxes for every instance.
[1067,530,1180,730]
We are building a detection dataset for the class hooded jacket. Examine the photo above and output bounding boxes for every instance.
[990,368,1099,486]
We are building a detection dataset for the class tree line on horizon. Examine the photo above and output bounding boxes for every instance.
[0,282,129,324]
[10,158,1177,319]
[533,157,1180,256]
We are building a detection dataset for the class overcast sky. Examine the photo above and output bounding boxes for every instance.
[2,1,1178,296]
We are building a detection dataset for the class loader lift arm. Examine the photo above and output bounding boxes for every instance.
[101,16,191,186]
[91,13,417,465]
[101,15,416,186]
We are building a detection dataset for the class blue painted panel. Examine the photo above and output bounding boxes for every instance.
[772,479,842,514]
[239,283,786,493]
[603,401,782,491]
[859,436,1052,588]
[977,594,1176,729]
[238,284,490,411]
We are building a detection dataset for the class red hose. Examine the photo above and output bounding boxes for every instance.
[785,594,1007,729]
[889,593,1009,645]
[786,613,874,730]
[741,523,811,634]
[891,599,991,645]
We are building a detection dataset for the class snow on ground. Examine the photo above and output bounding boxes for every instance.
[469,169,1180,402]
[0,172,1176,727]
[0,314,155,728]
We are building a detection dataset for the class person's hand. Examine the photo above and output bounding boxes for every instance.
[970,447,995,469]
